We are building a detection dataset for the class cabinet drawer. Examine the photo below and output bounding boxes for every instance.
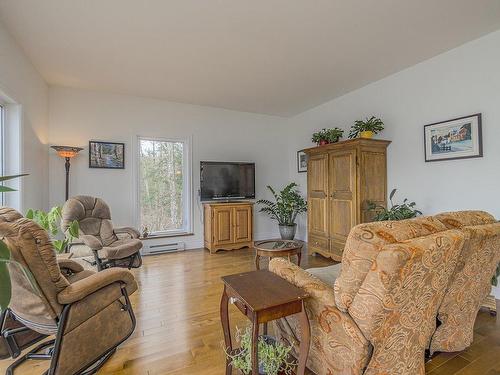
[330,238,345,261]
[308,235,329,251]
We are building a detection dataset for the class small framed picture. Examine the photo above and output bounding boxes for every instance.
[424,113,483,162]
[297,150,308,173]
[89,141,125,169]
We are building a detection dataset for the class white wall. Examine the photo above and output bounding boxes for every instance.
[0,20,48,211]
[48,87,289,248]
[286,29,500,296]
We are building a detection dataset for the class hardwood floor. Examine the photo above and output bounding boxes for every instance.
[1,246,499,374]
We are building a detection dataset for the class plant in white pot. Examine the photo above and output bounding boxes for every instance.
[257,183,307,240]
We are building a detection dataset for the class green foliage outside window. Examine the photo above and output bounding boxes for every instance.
[139,139,184,233]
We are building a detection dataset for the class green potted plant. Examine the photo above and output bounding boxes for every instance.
[0,174,30,313]
[257,183,307,240]
[367,188,422,221]
[224,326,296,375]
[348,116,384,139]
[26,206,79,253]
[312,127,344,146]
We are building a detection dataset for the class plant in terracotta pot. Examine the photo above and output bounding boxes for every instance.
[256,183,307,240]
[311,128,329,146]
[348,116,384,139]
[311,127,344,146]
[224,326,296,375]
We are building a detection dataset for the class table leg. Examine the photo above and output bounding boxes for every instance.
[220,285,232,375]
[251,315,259,375]
[263,322,268,336]
[297,300,310,375]
[297,250,302,266]
[255,254,260,270]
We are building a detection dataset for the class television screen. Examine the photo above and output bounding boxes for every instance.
[200,161,255,201]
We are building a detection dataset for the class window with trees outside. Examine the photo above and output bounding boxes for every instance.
[138,137,191,235]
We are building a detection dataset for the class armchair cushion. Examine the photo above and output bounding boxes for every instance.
[348,230,465,375]
[430,222,500,353]
[269,258,370,375]
[306,263,342,287]
[79,234,103,250]
[114,226,141,239]
[99,238,143,260]
[434,210,496,229]
[57,268,137,305]
[334,216,447,312]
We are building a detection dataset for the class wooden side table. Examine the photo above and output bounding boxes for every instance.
[220,270,310,375]
[254,240,303,270]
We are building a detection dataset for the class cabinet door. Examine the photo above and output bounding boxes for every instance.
[329,150,357,251]
[213,207,234,245]
[307,153,329,238]
[233,206,252,243]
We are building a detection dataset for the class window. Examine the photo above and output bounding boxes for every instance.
[0,104,4,205]
[138,137,191,235]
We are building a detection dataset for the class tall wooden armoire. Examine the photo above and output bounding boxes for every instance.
[304,138,390,261]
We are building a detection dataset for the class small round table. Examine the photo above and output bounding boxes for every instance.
[254,240,303,270]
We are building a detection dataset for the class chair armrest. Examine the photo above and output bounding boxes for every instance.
[57,268,137,304]
[57,258,84,273]
[269,258,370,374]
[114,226,141,239]
[79,234,103,250]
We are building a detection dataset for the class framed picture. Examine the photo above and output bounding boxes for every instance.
[297,150,308,173]
[424,113,482,162]
[89,141,125,169]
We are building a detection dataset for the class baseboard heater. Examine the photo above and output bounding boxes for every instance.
[142,241,186,255]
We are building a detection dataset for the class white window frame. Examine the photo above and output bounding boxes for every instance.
[136,135,193,236]
[0,91,22,211]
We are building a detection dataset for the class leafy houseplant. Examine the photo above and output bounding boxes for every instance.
[256,183,307,240]
[312,127,344,146]
[0,174,30,313]
[368,189,422,221]
[26,206,79,253]
[348,116,384,139]
[224,326,296,375]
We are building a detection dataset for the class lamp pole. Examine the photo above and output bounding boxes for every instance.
[51,146,83,201]
[64,157,71,201]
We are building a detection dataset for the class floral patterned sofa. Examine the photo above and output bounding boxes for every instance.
[269,211,500,375]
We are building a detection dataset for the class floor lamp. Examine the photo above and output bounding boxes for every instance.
[51,145,83,201]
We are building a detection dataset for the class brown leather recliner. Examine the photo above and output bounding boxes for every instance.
[61,196,143,271]
[0,207,138,375]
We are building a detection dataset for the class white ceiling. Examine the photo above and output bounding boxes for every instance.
[1,1,500,117]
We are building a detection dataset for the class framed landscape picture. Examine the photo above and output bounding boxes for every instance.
[89,141,125,169]
[424,113,482,162]
[297,150,307,173]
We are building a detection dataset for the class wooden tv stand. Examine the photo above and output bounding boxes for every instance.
[203,202,254,254]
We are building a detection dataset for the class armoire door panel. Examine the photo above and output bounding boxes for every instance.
[308,154,328,238]
[360,151,387,223]
[329,150,357,244]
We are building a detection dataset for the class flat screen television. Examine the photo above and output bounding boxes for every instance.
[200,161,255,201]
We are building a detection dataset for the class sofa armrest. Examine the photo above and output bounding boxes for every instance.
[269,258,370,374]
[79,234,103,250]
[114,226,141,239]
[57,268,137,304]
[57,258,84,273]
